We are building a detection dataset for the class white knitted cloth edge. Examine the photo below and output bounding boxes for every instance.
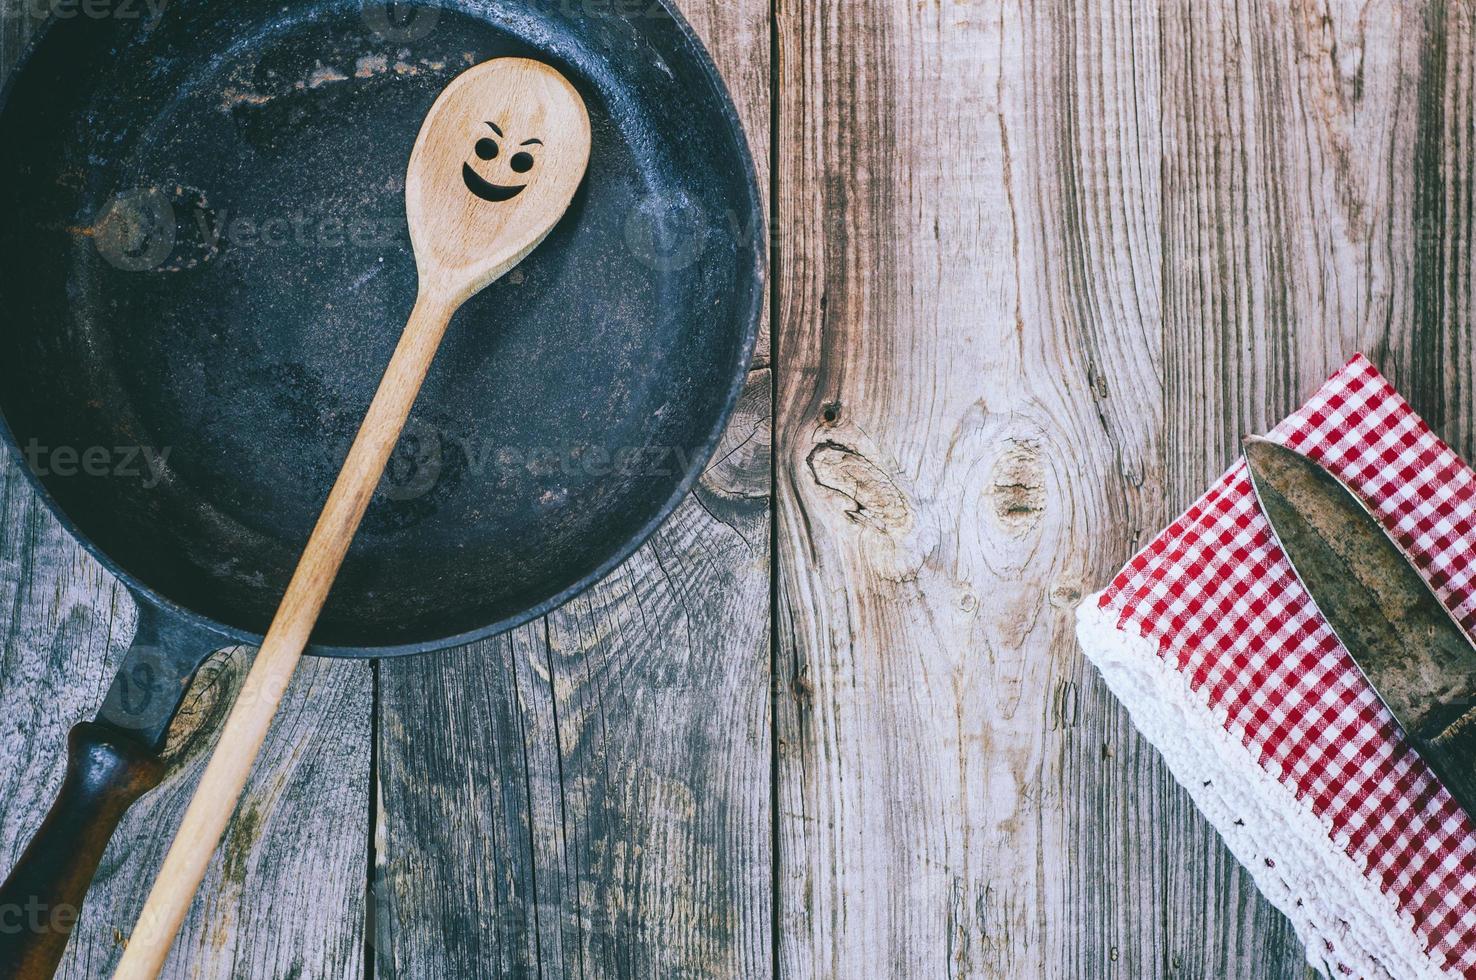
[1076,596,1448,979]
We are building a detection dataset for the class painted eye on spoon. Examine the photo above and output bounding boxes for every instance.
[475,137,499,160]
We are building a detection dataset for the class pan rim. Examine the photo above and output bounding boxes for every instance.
[0,0,766,658]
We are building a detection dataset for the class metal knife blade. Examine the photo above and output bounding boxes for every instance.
[1244,437,1476,821]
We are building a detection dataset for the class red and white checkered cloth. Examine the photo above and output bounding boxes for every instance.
[1077,354,1476,978]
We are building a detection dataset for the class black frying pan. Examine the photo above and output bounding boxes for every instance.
[0,0,762,972]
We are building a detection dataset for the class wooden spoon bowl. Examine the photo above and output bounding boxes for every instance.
[408,57,591,306]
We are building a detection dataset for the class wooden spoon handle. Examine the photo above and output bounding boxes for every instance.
[112,295,454,980]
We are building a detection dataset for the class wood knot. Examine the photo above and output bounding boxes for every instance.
[987,438,1046,534]
[700,367,770,500]
[164,646,250,764]
[806,441,913,535]
[1048,581,1082,608]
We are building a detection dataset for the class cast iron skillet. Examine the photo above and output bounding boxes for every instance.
[0,0,762,972]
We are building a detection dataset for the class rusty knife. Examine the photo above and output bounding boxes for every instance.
[1244,437,1476,822]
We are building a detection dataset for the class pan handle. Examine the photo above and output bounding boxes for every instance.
[0,722,165,979]
[0,603,223,978]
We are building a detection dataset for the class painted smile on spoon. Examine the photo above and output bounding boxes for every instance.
[462,162,526,202]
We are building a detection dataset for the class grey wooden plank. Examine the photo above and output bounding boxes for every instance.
[0,6,373,976]
[0,454,373,978]
[771,0,1310,976]
[371,0,772,974]
[1155,0,1472,970]
[65,645,370,979]
[375,376,771,979]
[1394,0,1476,459]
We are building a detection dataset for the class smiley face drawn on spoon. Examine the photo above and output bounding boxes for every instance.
[462,122,542,203]
[406,57,589,295]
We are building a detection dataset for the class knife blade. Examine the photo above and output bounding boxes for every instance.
[1244,437,1476,822]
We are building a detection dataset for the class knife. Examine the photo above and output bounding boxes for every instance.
[1244,437,1476,822]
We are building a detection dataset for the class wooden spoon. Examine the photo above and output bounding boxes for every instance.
[112,57,591,979]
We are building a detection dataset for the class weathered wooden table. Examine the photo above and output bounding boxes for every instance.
[4,0,1471,975]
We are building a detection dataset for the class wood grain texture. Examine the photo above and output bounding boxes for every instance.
[66,644,370,979]
[7,0,1476,976]
[373,376,772,978]
[0,451,372,977]
[371,0,773,976]
[767,0,1443,975]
